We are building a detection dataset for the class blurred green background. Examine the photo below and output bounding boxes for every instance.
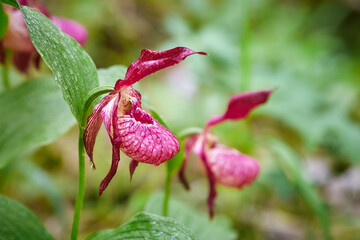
[1,0,360,239]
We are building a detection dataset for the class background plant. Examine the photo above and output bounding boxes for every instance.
[1,0,360,239]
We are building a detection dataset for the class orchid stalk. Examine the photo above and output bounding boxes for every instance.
[70,47,206,239]
[179,90,272,217]
[71,86,115,240]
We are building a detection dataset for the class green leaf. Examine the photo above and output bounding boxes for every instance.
[0,4,8,39]
[86,212,197,240]
[0,195,54,240]
[0,0,19,9]
[18,160,65,222]
[145,192,237,240]
[269,139,332,240]
[19,5,99,124]
[98,65,127,86]
[0,77,76,168]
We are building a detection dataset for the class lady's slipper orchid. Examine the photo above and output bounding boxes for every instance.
[0,0,88,73]
[179,90,272,217]
[84,47,207,196]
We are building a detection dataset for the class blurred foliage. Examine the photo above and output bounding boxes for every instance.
[145,192,237,240]
[1,0,360,239]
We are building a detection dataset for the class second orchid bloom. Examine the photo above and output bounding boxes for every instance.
[179,90,272,217]
[84,47,206,195]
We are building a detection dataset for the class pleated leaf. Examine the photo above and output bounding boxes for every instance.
[0,195,54,240]
[86,212,197,240]
[145,193,237,240]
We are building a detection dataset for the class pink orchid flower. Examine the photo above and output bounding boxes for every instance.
[179,90,272,217]
[0,0,88,73]
[84,47,207,196]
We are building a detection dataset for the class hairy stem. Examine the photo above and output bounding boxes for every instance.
[71,86,115,239]
[71,126,85,240]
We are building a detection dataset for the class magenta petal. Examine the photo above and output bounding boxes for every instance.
[207,145,260,188]
[115,106,180,166]
[129,159,139,182]
[115,47,207,90]
[101,93,120,141]
[3,8,34,53]
[206,90,272,128]
[99,145,120,196]
[178,134,199,190]
[51,17,88,46]
[84,93,116,168]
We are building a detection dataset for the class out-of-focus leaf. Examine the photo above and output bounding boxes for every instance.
[166,141,184,175]
[86,211,196,240]
[0,195,54,240]
[0,77,75,168]
[145,192,237,240]
[0,4,8,39]
[98,65,127,86]
[19,4,98,124]
[18,161,64,221]
[269,139,332,240]
[0,0,19,9]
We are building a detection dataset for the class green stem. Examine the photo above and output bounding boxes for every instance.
[82,86,116,124]
[163,169,172,216]
[177,127,203,140]
[71,126,85,240]
[240,1,252,91]
[71,86,115,240]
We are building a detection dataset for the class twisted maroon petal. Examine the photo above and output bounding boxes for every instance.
[114,107,179,166]
[0,42,5,64]
[114,47,207,90]
[84,93,116,169]
[206,90,272,128]
[129,159,139,181]
[99,144,120,196]
[198,133,217,219]
[12,52,32,73]
[178,134,199,190]
[207,145,260,189]
[51,17,88,46]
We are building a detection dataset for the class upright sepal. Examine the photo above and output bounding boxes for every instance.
[115,47,207,90]
[206,90,272,128]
